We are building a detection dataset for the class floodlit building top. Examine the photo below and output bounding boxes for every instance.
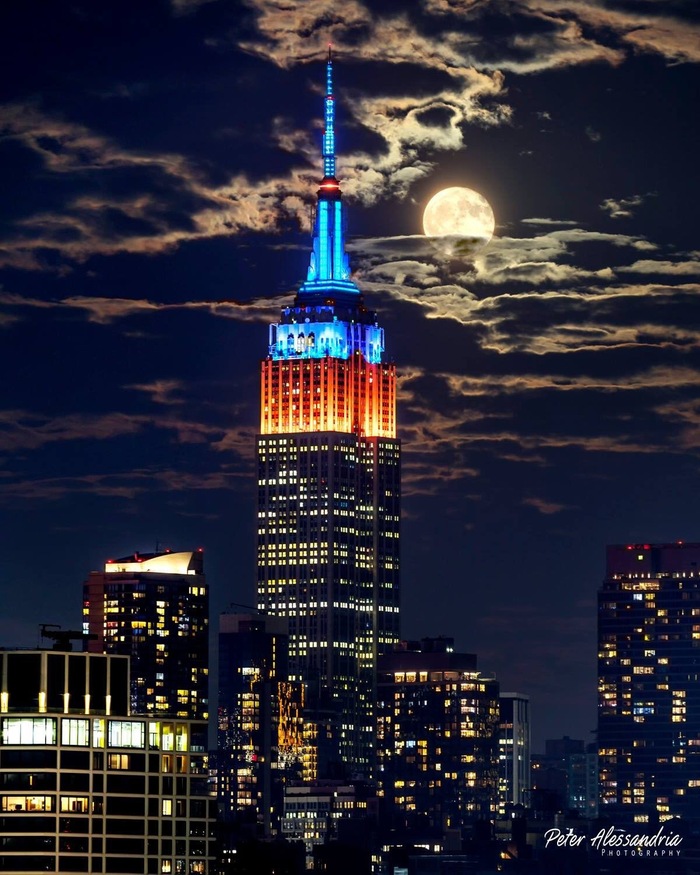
[104,549,203,575]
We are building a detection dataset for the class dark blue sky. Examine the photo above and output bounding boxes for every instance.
[2,0,700,748]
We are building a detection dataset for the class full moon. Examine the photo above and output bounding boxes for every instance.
[423,186,495,253]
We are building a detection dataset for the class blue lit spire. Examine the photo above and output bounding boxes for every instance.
[268,51,384,365]
[298,47,360,305]
[323,45,336,179]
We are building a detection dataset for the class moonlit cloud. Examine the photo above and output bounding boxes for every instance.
[521,217,579,226]
[398,364,700,468]
[522,496,573,514]
[351,227,672,331]
[1,469,248,504]
[0,409,224,454]
[0,292,290,325]
[125,380,186,406]
[619,259,700,277]
[600,194,645,219]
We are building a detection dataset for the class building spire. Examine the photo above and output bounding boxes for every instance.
[322,45,336,180]
[297,48,359,304]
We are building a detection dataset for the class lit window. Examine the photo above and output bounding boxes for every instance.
[1,718,56,746]
[61,718,90,747]
[108,720,145,749]
[1,795,54,812]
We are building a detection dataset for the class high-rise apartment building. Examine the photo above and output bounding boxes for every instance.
[376,638,500,831]
[217,613,303,836]
[598,542,700,822]
[84,550,209,720]
[0,649,215,874]
[256,52,400,777]
[498,692,530,814]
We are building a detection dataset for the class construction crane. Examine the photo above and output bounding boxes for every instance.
[39,624,97,652]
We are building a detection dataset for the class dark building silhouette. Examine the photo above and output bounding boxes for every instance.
[255,52,400,778]
[83,549,209,720]
[598,542,700,822]
[530,736,597,816]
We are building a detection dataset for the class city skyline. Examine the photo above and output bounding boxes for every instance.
[2,1,700,750]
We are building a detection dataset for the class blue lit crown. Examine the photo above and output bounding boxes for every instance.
[296,50,361,306]
[269,50,383,366]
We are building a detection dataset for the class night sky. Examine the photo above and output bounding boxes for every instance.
[2,0,699,750]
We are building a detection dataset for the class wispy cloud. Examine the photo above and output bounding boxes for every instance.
[522,496,573,514]
[619,258,700,277]
[600,194,655,219]
[0,408,236,454]
[0,292,291,326]
[125,380,187,406]
[1,468,250,504]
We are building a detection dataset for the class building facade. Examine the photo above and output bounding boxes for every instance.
[497,692,530,814]
[598,542,700,822]
[376,638,500,832]
[281,781,374,865]
[256,53,400,778]
[0,649,215,874]
[217,613,303,836]
[83,550,209,721]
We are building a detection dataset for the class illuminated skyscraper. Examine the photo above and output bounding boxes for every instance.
[256,52,400,777]
[376,638,500,829]
[498,692,530,814]
[83,550,209,720]
[598,542,700,823]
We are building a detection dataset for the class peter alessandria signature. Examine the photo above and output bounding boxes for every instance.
[544,825,683,857]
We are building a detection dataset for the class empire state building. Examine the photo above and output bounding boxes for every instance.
[256,52,400,776]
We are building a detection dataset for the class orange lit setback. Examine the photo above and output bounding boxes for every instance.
[260,352,396,438]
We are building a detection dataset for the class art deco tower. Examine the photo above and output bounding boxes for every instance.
[256,52,400,777]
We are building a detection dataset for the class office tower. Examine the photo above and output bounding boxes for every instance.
[256,52,400,777]
[376,638,500,831]
[598,542,700,822]
[498,692,530,813]
[83,550,209,720]
[217,613,303,837]
[0,648,215,874]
